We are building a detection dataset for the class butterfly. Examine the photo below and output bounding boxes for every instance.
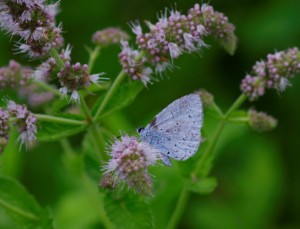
[137,93,203,166]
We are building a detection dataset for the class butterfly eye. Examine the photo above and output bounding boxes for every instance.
[137,127,145,133]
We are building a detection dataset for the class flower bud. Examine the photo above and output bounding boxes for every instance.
[248,110,277,132]
[197,89,214,108]
[99,173,116,190]
[92,27,129,47]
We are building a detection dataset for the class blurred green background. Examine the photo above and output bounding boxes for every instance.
[1,0,300,228]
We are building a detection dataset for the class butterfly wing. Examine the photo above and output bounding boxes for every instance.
[140,94,203,165]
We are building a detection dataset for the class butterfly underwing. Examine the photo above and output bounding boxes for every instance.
[138,94,203,166]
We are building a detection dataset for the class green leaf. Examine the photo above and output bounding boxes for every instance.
[37,114,87,142]
[92,81,143,120]
[0,175,53,229]
[81,132,100,163]
[104,192,154,229]
[47,99,69,114]
[185,177,218,195]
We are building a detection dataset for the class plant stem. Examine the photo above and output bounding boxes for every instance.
[33,80,61,97]
[224,93,247,119]
[93,51,145,121]
[166,188,190,229]
[79,93,106,161]
[60,138,76,154]
[35,114,86,125]
[212,102,224,118]
[166,93,248,229]
[93,70,126,121]
[79,92,93,123]
[88,46,101,73]
[50,48,65,68]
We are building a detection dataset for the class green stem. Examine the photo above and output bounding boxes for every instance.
[228,117,249,123]
[79,93,106,161]
[0,199,39,221]
[32,80,61,97]
[51,47,106,161]
[166,189,190,229]
[212,102,224,118]
[88,46,101,73]
[35,114,86,125]
[89,125,105,161]
[50,48,65,68]
[194,121,226,175]
[60,138,76,154]
[82,174,115,229]
[166,93,248,229]
[93,51,145,121]
[224,93,247,119]
[93,70,127,121]
[79,92,93,123]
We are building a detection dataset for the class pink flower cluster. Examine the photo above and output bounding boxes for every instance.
[103,135,158,195]
[0,108,10,154]
[241,47,300,100]
[0,60,54,107]
[0,0,63,57]
[119,3,237,85]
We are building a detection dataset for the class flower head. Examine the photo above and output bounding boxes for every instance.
[119,3,237,85]
[241,47,300,101]
[57,62,104,102]
[92,27,129,47]
[201,4,237,55]
[7,101,37,147]
[119,40,152,85]
[0,0,64,57]
[0,108,10,154]
[0,60,32,89]
[102,135,158,195]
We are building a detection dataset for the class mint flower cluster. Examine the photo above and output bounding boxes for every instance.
[0,60,31,89]
[92,27,129,47]
[0,0,63,57]
[7,101,37,147]
[0,101,37,152]
[241,47,300,101]
[58,62,101,101]
[0,60,54,107]
[103,135,158,195]
[0,108,9,154]
[120,3,237,85]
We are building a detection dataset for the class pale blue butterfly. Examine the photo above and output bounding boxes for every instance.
[138,94,203,166]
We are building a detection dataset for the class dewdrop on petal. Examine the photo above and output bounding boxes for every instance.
[102,135,158,195]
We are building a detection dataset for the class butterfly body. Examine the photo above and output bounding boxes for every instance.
[138,94,203,166]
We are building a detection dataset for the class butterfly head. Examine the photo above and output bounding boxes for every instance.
[137,127,145,134]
